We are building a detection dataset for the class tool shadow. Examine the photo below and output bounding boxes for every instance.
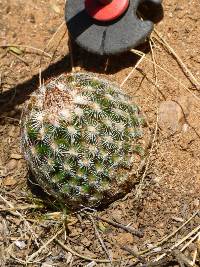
[0,42,150,115]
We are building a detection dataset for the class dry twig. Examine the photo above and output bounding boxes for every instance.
[91,214,143,238]
[120,53,145,87]
[89,214,112,262]
[130,49,200,101]
[0,194,41,247]
[155,221,200,262]
[153,29,200,90]
[55,239,113,264]
[26,227,63,263]
[140,210,199,255]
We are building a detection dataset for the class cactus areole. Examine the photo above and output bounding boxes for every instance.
[21,73,143,210]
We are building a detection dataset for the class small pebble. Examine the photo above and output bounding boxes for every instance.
[14,240,26,250]
[115,233,134,246]
[111,210,123,222]
[171,216,184,222]
[153,247,162,252]
[85,262,96,267]
[182,123,189,132]
[158,100,185,134]
[81,237,92,247]
[6,159,17,171]
[3,176,17,186]
[10,153,23,160]
[193,198,199,208]
[66,252,73,264]
[8,126,16,137]
[41,263,53,267]
[29,13,35,23]
[69,227,82,237]
[8,126,20,137]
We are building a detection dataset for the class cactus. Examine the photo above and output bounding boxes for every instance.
[21,72,143,210]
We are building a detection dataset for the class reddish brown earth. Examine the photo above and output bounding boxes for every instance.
[0,0,200,266]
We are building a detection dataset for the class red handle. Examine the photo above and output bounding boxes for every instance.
[85,0,129,22]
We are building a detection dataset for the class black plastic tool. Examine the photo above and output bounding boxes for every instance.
[65,0,163,55]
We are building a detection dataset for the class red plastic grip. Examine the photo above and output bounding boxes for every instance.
[85,0,129,22]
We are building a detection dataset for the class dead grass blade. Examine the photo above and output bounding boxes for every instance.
[153,29,200,90]
[0,194,41,248]
[0,44,52,58]
[130,49,200,101]
[26,227,63,263]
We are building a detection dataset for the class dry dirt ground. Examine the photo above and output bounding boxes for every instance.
[0,0,200,266]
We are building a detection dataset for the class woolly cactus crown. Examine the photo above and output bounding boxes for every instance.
[21,73,143,210]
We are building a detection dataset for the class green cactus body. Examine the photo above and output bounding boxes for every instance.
[21,73,143,210]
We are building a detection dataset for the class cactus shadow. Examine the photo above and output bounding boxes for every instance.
[0,54,72,115]
[27,172,66,211]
